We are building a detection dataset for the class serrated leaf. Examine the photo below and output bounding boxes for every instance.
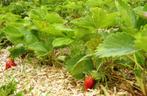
[29,6,64,23]
[96,32,136,57]
[115,0,137,33]
[72,7,117,29]
[90,7,107,28]
[52,37,73,48]
[71,8,117,39]
[72,8,105,28]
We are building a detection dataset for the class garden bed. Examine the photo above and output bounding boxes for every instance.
[0,48,130,96]
[0,1,147,95]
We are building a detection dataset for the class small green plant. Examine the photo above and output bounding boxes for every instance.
[0,80,24,96]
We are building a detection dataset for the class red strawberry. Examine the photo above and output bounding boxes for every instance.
[5,62,11,69]
[5,58,16,70]
[84,75,95,91]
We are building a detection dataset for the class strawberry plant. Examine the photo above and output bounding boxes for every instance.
[0,80,24,96]
[0,0,147,95]
[94,1,147,95]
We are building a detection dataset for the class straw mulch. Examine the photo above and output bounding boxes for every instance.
[0,48,129,96]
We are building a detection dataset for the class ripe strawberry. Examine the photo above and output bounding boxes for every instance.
[84,75,95,91]
[5,62,11,69]
[5,58,16,70]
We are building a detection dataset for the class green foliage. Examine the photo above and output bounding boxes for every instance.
[28,42,49,57]
[134,51,145,66]
[135,25,147,52]
[0,80,16,96]
[134,67,147,96]
[91,70,106,82]
[9,44,26,58]
[52,37,73,48]
[3,26,24,44]
[86,0,116,11]
[29,6,64,24]
[115,0,137,33]
[0,80,24,96]
[72,7,118,29]
[1,0,147,94]
[65,41,87,79]
[72,59,93,79]
[96,32,136,57]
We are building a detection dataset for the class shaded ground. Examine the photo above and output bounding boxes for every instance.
[0,48,129,96]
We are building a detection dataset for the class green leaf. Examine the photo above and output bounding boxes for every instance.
[72,7,105,28]
[134,6,147,27]
[91,70,106,82]
[53,24,74,32]
[96,32,136,57]
[29,7,65,37]
[90,8,118,28]
[101,12,118,28]
[134,51,145,65]
[0,13,20,24]
[65,53,85,79]
[53,24,74,37]
[3,26,24,44]
[0,80,17,96]
[32,21,64,36]
[9,44,26,58]
[15,91,24,96]
[71,7,115,40]
[72,7,117,29]
[135,25,147,52]
[71,57,93,79]
[30,6,64,23]
[90,7,107,28]
[28,42,49,57]
[66,53,83,70]
[52,37,73,48]
[86,0,105,7]
[115,0,137,33]
[24,31,39,45]
[65,41,91,79]
[86,37,101,54]
[45,13,64,24]
[134,67,146,95]
[66,53,93,79]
